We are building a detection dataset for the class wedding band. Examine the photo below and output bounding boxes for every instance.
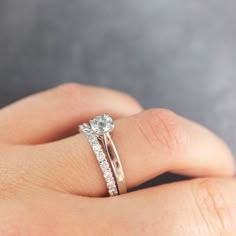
[90,114,127,195]
[79,123,119,196]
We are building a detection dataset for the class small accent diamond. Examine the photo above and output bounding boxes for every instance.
[104,171,113,179]
[97,152,105,162]
[107,182,114,188]
[100,160,109,169]
[92,144,101,152]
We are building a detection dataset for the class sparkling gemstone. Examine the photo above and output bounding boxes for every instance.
[111,186,117,191]
[79,124,86,133]
[92,144,101,152]
[88,135,98,145]
[90,114,114,135]
[97,152,105,162]
[100,161,109,172]
[107,180,115,187]
[104,171,112,179]
[80,124,93,134]
[106,178,115,186]
[113,189,118,195]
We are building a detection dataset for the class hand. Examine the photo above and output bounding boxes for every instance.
[0,83,235,235]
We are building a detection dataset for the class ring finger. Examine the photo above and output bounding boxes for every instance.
[11,109,235,197]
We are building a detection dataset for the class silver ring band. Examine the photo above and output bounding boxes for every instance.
[79,123,118,196]
[90,114,127,195]
[102,132,127,194]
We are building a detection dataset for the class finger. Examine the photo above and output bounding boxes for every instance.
[17,109,235,197]
[104,178,236,235]
[0,83,142,144]
[13,178,236,235]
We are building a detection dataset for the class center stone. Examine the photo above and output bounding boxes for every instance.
[90,114,114,135]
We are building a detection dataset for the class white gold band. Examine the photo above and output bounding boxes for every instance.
[102,132,127,194]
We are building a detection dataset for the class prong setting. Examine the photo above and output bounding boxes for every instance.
[90,114,114,136]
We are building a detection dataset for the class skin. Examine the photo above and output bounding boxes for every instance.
[0,83,235,236]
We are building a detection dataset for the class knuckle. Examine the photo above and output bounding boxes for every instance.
[192,178,235,234]
[136,108,185,156]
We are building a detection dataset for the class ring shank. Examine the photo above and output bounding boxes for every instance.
[103,133,127,194]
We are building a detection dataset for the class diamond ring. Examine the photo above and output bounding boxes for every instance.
[90,114,127,195]
[79,123,119,196]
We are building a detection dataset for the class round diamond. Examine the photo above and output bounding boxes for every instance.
[81,124,93,134]
[90,114,114,135]
[107,180,115,187]
[100,161,109,172]
[104,171,113,179]
[113,189,118,195]
[97,152,105,162]
[88,135,98,145]
[92,144,101,153]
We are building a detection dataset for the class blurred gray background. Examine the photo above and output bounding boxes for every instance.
[0,0,236,156]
